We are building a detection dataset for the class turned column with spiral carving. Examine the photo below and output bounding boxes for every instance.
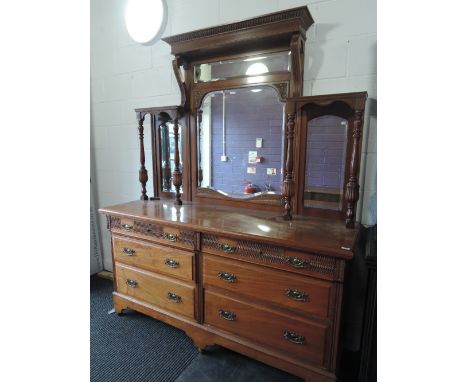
[282,112,296,220]
[138,112,148,201]
[345,110,364,228]
[172,117,183,205]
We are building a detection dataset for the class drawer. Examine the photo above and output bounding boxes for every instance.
[204,290,329,367]
[113,236,194,281]
[201,233,343,281]
[115,264,195,320]
[203,254,333,319]
[110,216,197,251]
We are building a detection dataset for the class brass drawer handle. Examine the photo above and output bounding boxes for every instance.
[167,292,182,303]
[218,271,237,283]
[221,244,236,253]
[283,330,305,345]
[126,279,138,288]
[164,233,178,242]
[218,309,236,321]
[285,289,309,301]
[122,247,135,256]
[286,257,309,268]
[164,258,180,268]
[121,223,133,230]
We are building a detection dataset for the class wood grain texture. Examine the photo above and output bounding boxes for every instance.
[113,235,194,281]
[203,254,333,319]
[112,292,337,382]
[204,290,329,367]
[115,263,196,320]
[99,200,358,259]
[162,7,313,60]
[109,215,197,251]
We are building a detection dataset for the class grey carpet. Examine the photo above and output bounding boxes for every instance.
[175,347,301,382]
[91,276,198,382]
[91,276,302,382]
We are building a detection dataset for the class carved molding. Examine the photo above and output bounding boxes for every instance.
[192,90,206,110]
[110,217,197,248]
[162,7,313,45]
[289,34,304,97]
[172,59,187,109]
[202,234,342,280]
[272,82,289,100]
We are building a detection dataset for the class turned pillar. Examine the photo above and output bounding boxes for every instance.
[282,112,296,220]
[137,112,148,200]
[345,110,364,228]
[172,116,182,205]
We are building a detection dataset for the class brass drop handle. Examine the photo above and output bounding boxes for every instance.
[167,292,182,303]
[122,247,135,256]
[218,271,237,283]
[164,258,180,268]
[126,279,138,288]
[122,223,133,230]
[283,330,305,345]
[286,257,309,268]
[221,244,236,253]
[164,233,178,242]
[218,309,236,321]
[285,289,309,302]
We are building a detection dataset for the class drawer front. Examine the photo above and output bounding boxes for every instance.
[115,264,195,319]
[203,255,332,319]
[113,236,194,281]
[201,234,343,281]
[110,216,197,251]
[204,290,329,367]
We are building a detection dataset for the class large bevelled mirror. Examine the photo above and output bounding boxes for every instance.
[304,115,348,210]
[197,85,285,198]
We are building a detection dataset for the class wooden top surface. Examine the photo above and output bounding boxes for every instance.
[99,200,358,259]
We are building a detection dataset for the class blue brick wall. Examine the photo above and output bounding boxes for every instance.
[305,115,347,191]
[209,86,284,195]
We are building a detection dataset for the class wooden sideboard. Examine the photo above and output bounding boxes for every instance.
[98,6,370,382]
[100,200,360,382]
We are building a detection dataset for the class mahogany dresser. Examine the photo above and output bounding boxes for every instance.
[100,201,359,382]
[99,7,368,382]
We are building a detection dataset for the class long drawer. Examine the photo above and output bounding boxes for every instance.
[115,264,195,320]
[201,233,343,281]
[203,254,333,319]
[110,217,197,251]
[204,290,329,367]
[113,236,194,281]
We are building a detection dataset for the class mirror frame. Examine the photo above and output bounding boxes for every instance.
[191,81,288,206]
[287,92,368,226]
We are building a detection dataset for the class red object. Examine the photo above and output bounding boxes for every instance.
[244,183,255,194]
[256,156,263,163]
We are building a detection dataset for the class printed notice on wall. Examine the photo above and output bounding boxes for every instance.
[247,167,256,174]
[248,151,257,164]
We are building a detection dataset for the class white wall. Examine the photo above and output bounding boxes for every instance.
[91,0,377,271]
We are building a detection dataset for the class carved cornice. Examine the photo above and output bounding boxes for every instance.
[162,7,313,46]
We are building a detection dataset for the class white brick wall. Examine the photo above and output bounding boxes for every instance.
[91,0,377,270]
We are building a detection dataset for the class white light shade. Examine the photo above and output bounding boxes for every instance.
[246,62,269,76]
[125,0,166,45]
